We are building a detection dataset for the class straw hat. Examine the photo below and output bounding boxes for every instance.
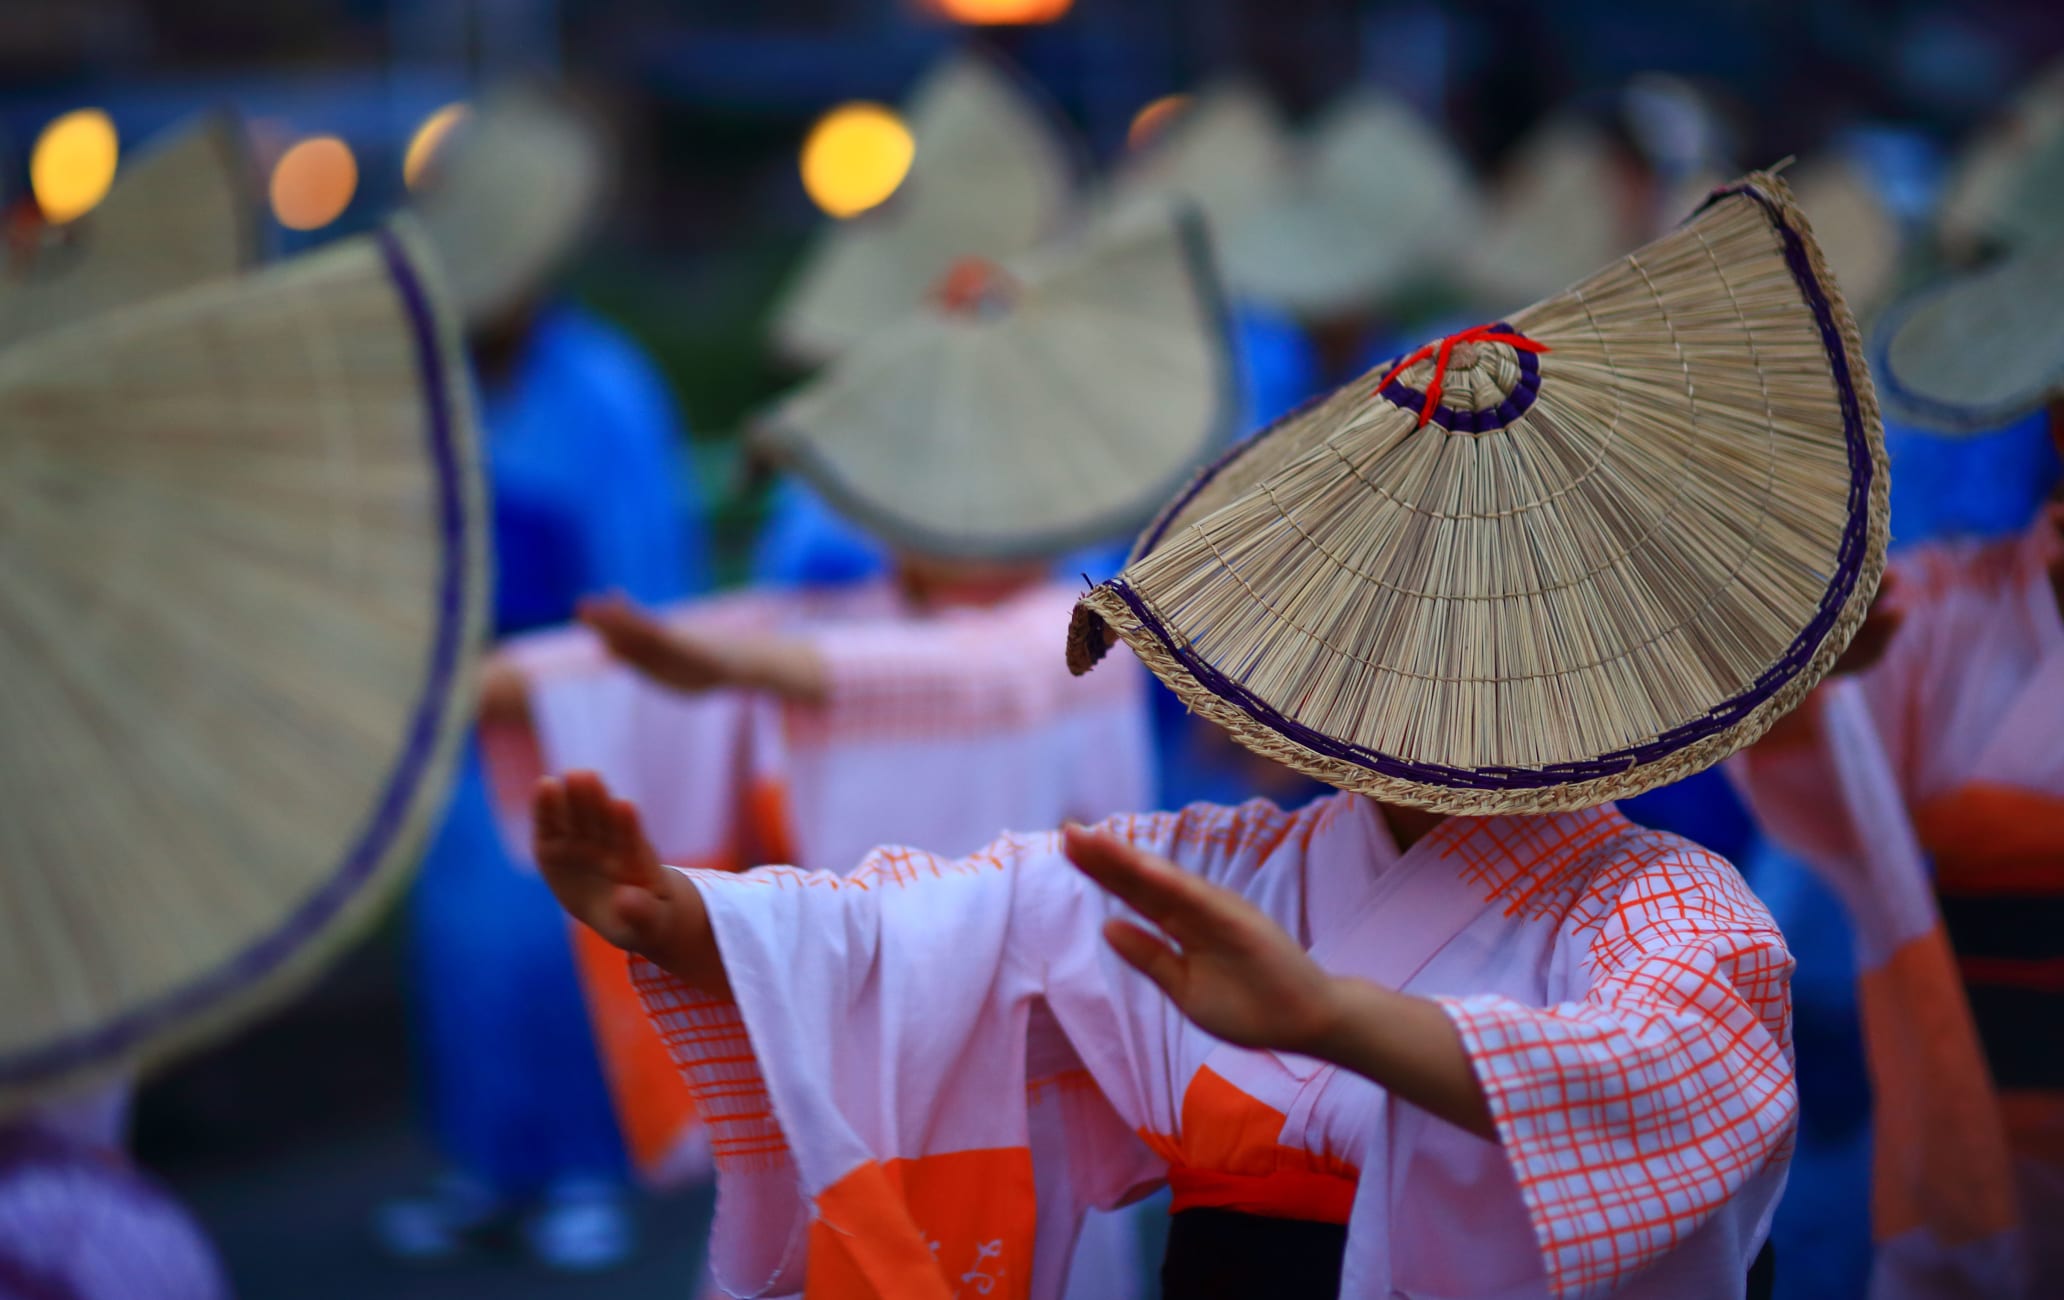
[413,87,610,327]
[752,200,1234,561]
[1208,90,1480,319]
[1464,115,1642,307]
[1071,172,1887,815]
[1872,234,2064,435]
[0,112,261,347]
[1791,156,1901,320]
[1107,80,1291,251]
[0,220,488,1113]
[1938,59,2064,256]
[770,52,1077,367]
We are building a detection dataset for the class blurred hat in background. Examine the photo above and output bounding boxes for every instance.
[771,50,1078,368]
[411,85,612,329]
[753,199,1233,561]
[0,111,262,347]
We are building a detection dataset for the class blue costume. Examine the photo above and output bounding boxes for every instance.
[409,304,704,1198]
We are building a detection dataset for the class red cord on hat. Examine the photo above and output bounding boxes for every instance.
[1375,322,1551,428]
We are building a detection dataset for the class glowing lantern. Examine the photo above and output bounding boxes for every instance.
[934,0,1073,23]
[270,136,358,231]
[403,103,470,189]
[30,109,119,224]
[800,103,916,219]
[1127,94,1193,151]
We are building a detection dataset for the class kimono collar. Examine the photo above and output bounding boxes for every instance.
[1411,804,1636,921]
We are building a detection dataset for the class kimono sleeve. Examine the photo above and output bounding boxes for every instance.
[1725,543,1956,875]
[1436,838,1798,1299]
[634,839,1084,1300]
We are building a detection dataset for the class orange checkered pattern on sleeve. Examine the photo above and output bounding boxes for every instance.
[1438,827,1797,1299]
[630,955,791,1173]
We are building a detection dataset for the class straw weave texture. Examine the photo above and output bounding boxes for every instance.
[1875,233,2064,434]
[755,201,1234,561]
[0,113,260,348]
[1073,173,1888,814]
[771,54,1075,367]
[0,222,487,1112]
[415,88,608,327]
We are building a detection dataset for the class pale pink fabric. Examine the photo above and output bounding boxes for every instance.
[639,796,1795,1299]
[504,579,1155,872]
[503,579,1157,1298]
[1729,523,2064,1299]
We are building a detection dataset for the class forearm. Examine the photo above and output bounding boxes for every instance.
[729,637,829,705]
[1309,977,1495,1141]
[646,873,733,999]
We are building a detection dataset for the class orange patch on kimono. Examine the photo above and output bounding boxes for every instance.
[808,1148,1037,1300]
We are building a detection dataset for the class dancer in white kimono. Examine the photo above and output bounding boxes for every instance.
[534,172,1882,1298]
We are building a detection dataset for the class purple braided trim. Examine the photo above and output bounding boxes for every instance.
[0,229,477,1083]
[1374,322,1546,433]
[1099,181,1875,792]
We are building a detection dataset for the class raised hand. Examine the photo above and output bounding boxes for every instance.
[577,594,829,703]
[1062,825,1342,1054]
[578,595,734,694]
[1062,824,1495,1139]
[533,771,726,993]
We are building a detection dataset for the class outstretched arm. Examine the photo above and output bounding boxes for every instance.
[1063,826,1495,1141]
[578,595,828,704]
[534,771,731,997]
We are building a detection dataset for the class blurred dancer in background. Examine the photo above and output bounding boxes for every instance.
[375,88,707,1272]
[1731,177,2064,1295]
[487,200,1232,1300]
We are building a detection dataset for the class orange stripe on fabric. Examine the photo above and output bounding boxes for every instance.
[747,775,798,866]
[569,915,711,1177]
[1138,1067,1358,1225]
[1165,1166,1356,1225]
[1859,925,2020,1242]
[807,1149,1036,1300]
[1916,786,2064,897]
[2000,1090,2064,1169]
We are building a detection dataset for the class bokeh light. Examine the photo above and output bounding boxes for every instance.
[800,103,916,219]
[403,103,470,189]
[269,136,358,231]
[934,0,1073,25]
[1128,94,1194,151]
[30,109,120,224]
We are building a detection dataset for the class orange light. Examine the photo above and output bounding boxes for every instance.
[270,136,358,231]
[403,103,470,189]
[933,0,1072,25]
[800,103,916,219]
[1127,94,1193,151]
[30,109,119,223]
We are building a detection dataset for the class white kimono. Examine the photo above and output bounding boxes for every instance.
[634,795,1796,1299]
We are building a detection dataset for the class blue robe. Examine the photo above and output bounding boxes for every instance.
[410,304,704,1195]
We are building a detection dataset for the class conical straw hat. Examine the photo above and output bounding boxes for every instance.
[770,52,1077,367]
[1939,59,2064,256]
[0,221,488,1113]
[1212,90,1481,319]
[0,112,261,347]
[1464,115,1640,307]
[1108,80,1291,246]
[752,201,1234,561]
[1792,156,1902,319]
[1872,234,2064,434]
[1071,173,1888,815]
[413,87,609,327]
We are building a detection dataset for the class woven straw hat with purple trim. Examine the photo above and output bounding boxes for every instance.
[0,220,487,1114]
[1070,171,1889,815]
